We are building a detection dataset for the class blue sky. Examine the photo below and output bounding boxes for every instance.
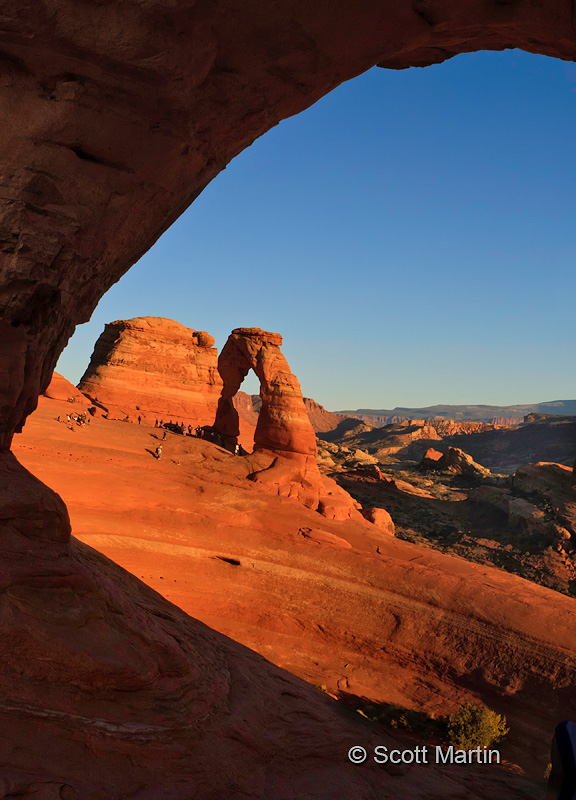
[57,49,576,411]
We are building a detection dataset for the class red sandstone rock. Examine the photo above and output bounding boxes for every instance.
[302,397,345,433]
[214,327,360,520]
[1,450,426,799]
[235,393,346,437]
[470,481,566,539]
[427,420,496,436]
[13,403,576,794]
[421,448,444,469]
[78,317,222,425]
[3,0,576,450]
[422,446,491,478]
[215,328,316,456]
[43,372,89,404]
[361,507,395,534]
[233,391,260,427]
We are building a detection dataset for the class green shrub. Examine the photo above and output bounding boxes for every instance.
[446,703,509,750]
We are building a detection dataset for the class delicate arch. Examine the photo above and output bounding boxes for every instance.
[214,328,317,458]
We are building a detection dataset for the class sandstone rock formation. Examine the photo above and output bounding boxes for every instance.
[2,0,576,451]
[12,402,576,792]
[361,506,395,534]
[78,317,222,424]
[233,391,260,427]
[427,420,497,436]
[303,397,345,433]
[2,452,418,799]
[215,328,316,457]
[234,392,345,434]
[43,372,89,404]
[421,448,444,469]
[421,446,491,478]
[470,485,551,537]
[214,327,360,519]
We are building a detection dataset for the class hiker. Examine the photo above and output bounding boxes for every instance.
[138,415,141,425]
[162,430,167,440]
[155,446,162,460]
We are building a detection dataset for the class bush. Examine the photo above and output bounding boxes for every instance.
[446,703,509,750]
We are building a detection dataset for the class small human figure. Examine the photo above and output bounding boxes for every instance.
[138,415,141,425]
[159,420,164,428]
[188,425,192,436]
[155,446,163,460]
[234,443,240,456]
[162,430,167,440]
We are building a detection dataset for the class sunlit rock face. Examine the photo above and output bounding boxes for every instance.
[78,316,222,424]
[1,0,575,447]
[215,327,317,458]
[214,327,361,518]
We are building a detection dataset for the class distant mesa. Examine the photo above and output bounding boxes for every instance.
[78,317,222,426]
[338,400,576,426]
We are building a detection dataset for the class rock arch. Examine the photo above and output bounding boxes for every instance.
[215,327,317,458]
[213,328,359,516]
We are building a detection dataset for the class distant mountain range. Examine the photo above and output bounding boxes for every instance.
[336,400,576,427]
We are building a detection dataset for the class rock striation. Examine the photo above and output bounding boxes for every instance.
[78,317,222,424]
[427,419,497,436]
